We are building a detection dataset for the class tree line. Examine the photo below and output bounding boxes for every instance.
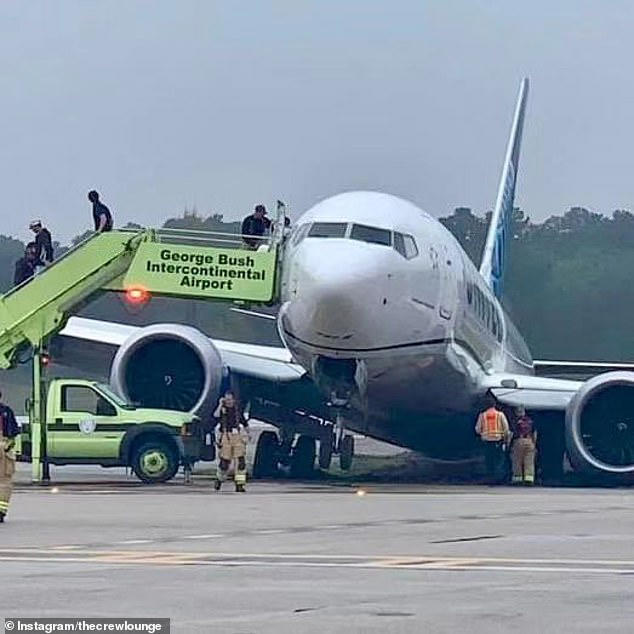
[0,205,632,361]
[441,206,634,361]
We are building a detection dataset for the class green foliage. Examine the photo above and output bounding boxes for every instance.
[443,206,634,361]
[162,208,241,234]
[0,235,26,292]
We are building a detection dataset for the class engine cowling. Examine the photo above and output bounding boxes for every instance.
[109,324,223,416]
[566,371,634,475]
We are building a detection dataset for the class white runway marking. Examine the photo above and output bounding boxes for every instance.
[4,548,634,575]
[183,534,222,540]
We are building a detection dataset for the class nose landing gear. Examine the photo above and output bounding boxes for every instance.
[333,410,355,471]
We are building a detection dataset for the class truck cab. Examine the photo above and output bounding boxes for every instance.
[18,379,211,483]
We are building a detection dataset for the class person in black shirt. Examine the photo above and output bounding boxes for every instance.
[29,220,54,265]
[0,390,19,522]
[241,204,271,249]
[88,190,113,232]
[13,243,40,286]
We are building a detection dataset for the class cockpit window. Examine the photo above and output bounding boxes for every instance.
[308,222,348,238]
[290,223,311,247]
[394,232,419,259]
[404,235,418,259]
[394,232,406,257]
[350,224,392,246]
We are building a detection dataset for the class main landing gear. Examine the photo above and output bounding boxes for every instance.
[251,416,356,480]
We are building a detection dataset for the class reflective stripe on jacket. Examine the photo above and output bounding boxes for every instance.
[476,407,508,442]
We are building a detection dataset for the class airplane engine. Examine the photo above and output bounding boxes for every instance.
[109,324,223,416]
[565,371,634,476]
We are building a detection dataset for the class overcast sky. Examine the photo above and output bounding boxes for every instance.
[1,1,633,243]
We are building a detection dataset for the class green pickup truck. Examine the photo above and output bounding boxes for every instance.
[16,378,213,483]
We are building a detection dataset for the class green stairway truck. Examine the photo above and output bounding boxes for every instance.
[0,220,284,482]
[17,378,204,483]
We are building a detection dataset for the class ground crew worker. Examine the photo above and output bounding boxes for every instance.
[241,204,271,249]
[0,390,19,523]
[510,406,537,485]
[29,220,54,265]
[475,394,511,484]
[13,243,40,286]
[213,391,249,492]
[88,190,114,232]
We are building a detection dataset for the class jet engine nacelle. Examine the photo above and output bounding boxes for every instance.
[565,371,634,476]
[109,324,223,417]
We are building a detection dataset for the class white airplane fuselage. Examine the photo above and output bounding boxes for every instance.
[278,191,534,458]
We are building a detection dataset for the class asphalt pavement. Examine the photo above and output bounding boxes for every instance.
[3,463,634,633]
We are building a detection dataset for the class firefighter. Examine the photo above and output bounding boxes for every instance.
[475,393,511,484]
[0,390,19,523]
[213,391,249,492]
[510,406,537,485]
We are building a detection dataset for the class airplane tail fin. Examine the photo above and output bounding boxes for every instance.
[479,77,529,298]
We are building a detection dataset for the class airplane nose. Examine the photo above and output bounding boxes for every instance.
[281,241,394,347]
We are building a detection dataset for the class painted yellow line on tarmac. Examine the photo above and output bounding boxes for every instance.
[6,548,634,566]
[2,548,634,574]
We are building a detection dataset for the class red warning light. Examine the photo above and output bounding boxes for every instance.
[125,286,150,305]
[41,353,51,366]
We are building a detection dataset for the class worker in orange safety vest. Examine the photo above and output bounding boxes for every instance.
[475,393,511,484]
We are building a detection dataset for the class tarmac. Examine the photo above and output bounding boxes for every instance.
[3,455,634,634]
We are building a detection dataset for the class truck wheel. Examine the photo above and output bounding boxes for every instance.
[253,431,279,478]
[290,435,316,479]
[132,439,179,484]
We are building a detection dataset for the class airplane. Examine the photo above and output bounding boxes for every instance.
[54,77,634,482]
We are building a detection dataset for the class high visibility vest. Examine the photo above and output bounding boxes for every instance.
[481,408,505,440]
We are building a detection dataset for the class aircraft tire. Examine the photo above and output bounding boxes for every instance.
[339,434,354,471]
[253,431,279,478]
[318,436,333,470]
[290,435,316,478]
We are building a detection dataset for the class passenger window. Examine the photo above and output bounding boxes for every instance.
[350,224,392,246]
[394,232,407,257]
[62,386,116,416]
[308,222,348,238]
[404,235,419,259]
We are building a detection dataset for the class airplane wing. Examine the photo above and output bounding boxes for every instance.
[481,360,634,410]
[479,373,582,410]
[59,316,305,383]
[534,360,634,379]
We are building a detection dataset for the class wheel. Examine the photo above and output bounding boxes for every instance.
[131,438,179,484]
[290,435,316,478]
[253,430,279,478]
[339,434,354,471]
[318,435,333,470]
